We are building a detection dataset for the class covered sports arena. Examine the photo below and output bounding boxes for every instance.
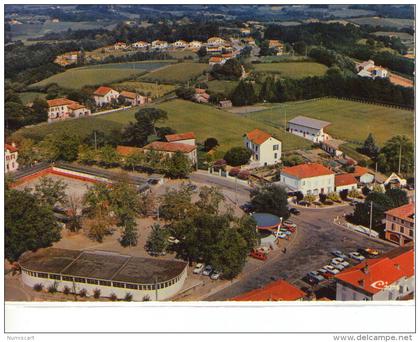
[251,213,281,230]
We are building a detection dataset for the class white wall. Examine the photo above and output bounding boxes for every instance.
[280,173,335,195]
[243,137,281,166]
[288,123,327,143]
[5,150,19,173]
[336,184,357,193]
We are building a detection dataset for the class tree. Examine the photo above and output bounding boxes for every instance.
[231,81,257,106]
[119,216,138,247]
[175,87,195,100]
[236,215,260,250]
[361,133,379,158]
[159,186,196,221]
[123,151,144,171]
[5,189,61,261]
[98,145,121,167]
[145,223,169,254]
[385,188,409,208]
[352,192,394,228]
[294,41,307,55]
[250,184,290,219]
[67,195,82,232]
[39,133,80,162]
[196,186,225,214]
[203,137,218,152]
[197,46,207,58]
[224,147,251,166]
[210,58,242,80]
[377,135,413,174]
[77,144,97,165]
[164,151,191,178]
[33,176,68,208]
[13,138,39,167]
[31,98,49,123]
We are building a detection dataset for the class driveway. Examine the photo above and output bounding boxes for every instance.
[205,205,394,301]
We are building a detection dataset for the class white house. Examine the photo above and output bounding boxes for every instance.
[132,41,150,49]
[114,42,127,50]
[151,40,169,50]
[356,60,389,79]
[207,37,225,47]
[243,128,282,166]
[172,40,188,48]
[209,56,226,66]
[5,143,19,173]
[384,172,407,188]
[335,247,414,301]
[188,40,202,50]
[350,166,375,184]
[119,91,150,106]
[47,98,91,122]
[93,86,120,106]
[335,173,358,193]
[287,116,331,143]
[279,163,335,195]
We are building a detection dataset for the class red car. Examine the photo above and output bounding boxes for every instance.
[286,226,296,233]
[250,250,267,261]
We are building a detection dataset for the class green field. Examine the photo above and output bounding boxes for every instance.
[245,98,414,146]
[168,50,198,60]
[140,62,209,84]
[19,91,46,104]
[349,17,413,29]
[207,80,239,95]
[253,62,328,79]
[111,81,176,98]
[29,61,174,89]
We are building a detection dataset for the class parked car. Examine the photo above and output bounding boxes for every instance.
[283,220,297,228]
[202,265,213,276]
[193,263,205,274]
[289,208,301,215]
[349,252,366,262]
[307,271,325,283]
[318,268,329,276]
[361,248,380,257]
[330,262,345,271]
[240,203,255,214]
[168,236,180,244]
[256,246,271,254]
[250,250,268,261]
[273,232,287,239]
[287,226,296,233]
[331,250,347,259]
[278,229,292,236]
[332,257,350,268]
[210,271,221,280]
[324,265,340,275]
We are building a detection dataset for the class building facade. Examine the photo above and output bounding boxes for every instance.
[243,128,282,166]
[5,143,19,173]
[287,116,331,143]
[47,98,91,122]
[143,141,197,165]
[335,173,358,193]
[119,91,150,106]
[165,132,196,146]
[93,86,120,106]
[384,203,414,246]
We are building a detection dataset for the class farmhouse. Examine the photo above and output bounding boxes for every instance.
[384,172,407,188]
[93,86,120,106]
[152,40,169,50]
[244,37,256,46]
[188,40,202,50]
[243,128,282,166]
[114,42,127,50]
[232,279,306,301]
[143,141,197,165]
[5,143,19,173]
[54,51,80,66]
[19,248,188,301]
[165,132,196,146]
[47,98,91,122]
[279,163,335,195]
[194,88,210,103]
[356,60,389,79]
[209,56,226,66]
[240,28,251,36]
[132,41,150,49]
[350,166,375,184]
[268,39,284,55]
[219,100,232,108]
[335,173,358,193]
[335,247,414,301]
[384,203,414,246]
[207,36,225,47]
[119,91,150,106]
[172,40,188,48]
[287,116,331,143]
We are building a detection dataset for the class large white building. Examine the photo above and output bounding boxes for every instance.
[19,248,188,301]
[356,60,389,79]
[47,98,91,122]
[279,163,335,195]
[287,116,331,143]
[243,128,282,166]
[335,247,414,301]
[93,86,120,106]
[5,143,19,173]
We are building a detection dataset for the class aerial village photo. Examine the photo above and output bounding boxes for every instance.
[3,2,416,336]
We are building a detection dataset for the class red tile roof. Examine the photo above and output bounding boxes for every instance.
[281,163,334,179]
[232,280,306,301]
[351,166,372,178]
[335,173,358,187]
[144,141,196,153]
[47,98,76,107]
[119,91,137,99]
[94,86,114,96]
[165,132,196,142]
[335,248,414,295]
[209,56,223,63]
[116,145,143,156]
[385,203,414,223]
[67,102,86,110]
[245,128,272,145]
[5,144,18,153]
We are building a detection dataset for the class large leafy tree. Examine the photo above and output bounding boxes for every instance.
[224,146,251,166]
[377,135,413,174]
[33,176,68,208]
[40,133,80,162]
[5,189,61,262]
[231,80,257,106]
[361,133,380,158]
[145,224,169,254]
[250,184,290,219]
[159,186,196,221]
[164,151,191,178]
[385,188,409,208]
[352,192,394,228]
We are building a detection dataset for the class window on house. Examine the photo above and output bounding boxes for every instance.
[400,226,404,233]
[255,154,259,160]
[391,223,395,231]
[274,153,277,159]
[409,230,413,237]
[273,145,279,151]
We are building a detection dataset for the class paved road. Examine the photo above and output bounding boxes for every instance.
[206,205,394,301]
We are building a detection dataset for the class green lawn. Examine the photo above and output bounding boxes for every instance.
[252,62,328,79]
[207,80,239,95]
[244,98,414,146]
[140,62,209,84]
[19,91,46,104]
[29,61,174,90]
[111,81,176,98]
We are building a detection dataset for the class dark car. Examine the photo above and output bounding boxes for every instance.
[240,203,255,214]
[289,208,301,215]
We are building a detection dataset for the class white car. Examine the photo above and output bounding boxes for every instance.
[202,265,213,276]
[210,271,221,280]
[324,265,340,275]
[273,232,287,239]
[168,236,180,244]
[349,252,366,262]
[193,263,205,274]
[332,257,350,268]
[330,263,345,271]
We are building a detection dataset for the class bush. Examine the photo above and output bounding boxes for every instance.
[213,159,227,171]
[63,286,71,295]
[124,293,133,302]
[93,288,101,299]
[79,288,87,297]
[303,194,316,203]
[237,170,250,180]
[204,137,218,152]
[348,189,360,198]
[327,192,341,202]
[229,167,240,177]
[110,293,118,301]
[339,189,348,200]
[324,200,334,205]
[47,282,58,293]
[358,159,367,167]
[142,295,151,302]
[362,186,371,196]
[33,283,44,292]
[224,147,252,166]
[296,191,304,202]
[319,193,327,203]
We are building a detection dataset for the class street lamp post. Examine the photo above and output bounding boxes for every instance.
[369,201,373,237]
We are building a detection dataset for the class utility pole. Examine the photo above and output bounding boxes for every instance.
[369,201,373,237]
[284,107,287,132]
[94,131,97,151]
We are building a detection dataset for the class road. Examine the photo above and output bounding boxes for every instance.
[206,204,395,301]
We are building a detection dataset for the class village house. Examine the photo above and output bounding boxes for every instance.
[132,41,150,49]
[384,203,414,246]
[116,145,143,157]
[221,52,234,60]
[232,279,306,301]
[194,88,210,103]
[151,40,169,50]
[244,37,256,46]
[143,141,197,165]
[219,100,232,108]
[188,40,202,50]
[356,60,389,79]
[287,116,331,143]
[335,173,358,193]
[243,128,282,166]
[268,39,284,55]
[384,172,407,189]
[54,51,80,66]
[119,91,150,106]
[319,138,343,157]
[350,166,375,184]
[209,56,226,66]
[279,163,335,195]
[47,98,91,122]
[93,86,120,106]
[207,36,226,47]
[240,28,251,36]
[206,46,223,55]
[335,247,414,301]
[114,42,127,50]
[172,40,188,49]
[165,132,196,146]
[5,143,19,173]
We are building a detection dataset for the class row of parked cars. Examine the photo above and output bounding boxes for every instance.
[193,263,221,280]
[306,248,380,284]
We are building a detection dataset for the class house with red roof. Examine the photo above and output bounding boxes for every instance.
[335,247,414,301]
[350,166,375,184]
[232,279,306,301]
[143,141,197,165]
[165,132,196,146]
[119,91,150,106]
[384,203,414,246]
[93,86,120,106]
[47,98,91,122]
[335,173,358,193]
[5,143,19,173]
[279,163,335,195]
[243,128,282,166]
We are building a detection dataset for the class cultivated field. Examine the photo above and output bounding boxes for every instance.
[29,61,174,89]
[245,98,414,146]
[19,91,46,104]
[140,62,209,84]
[252,62,328,79]
[111,81,176,98]
[348,17,413,29]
